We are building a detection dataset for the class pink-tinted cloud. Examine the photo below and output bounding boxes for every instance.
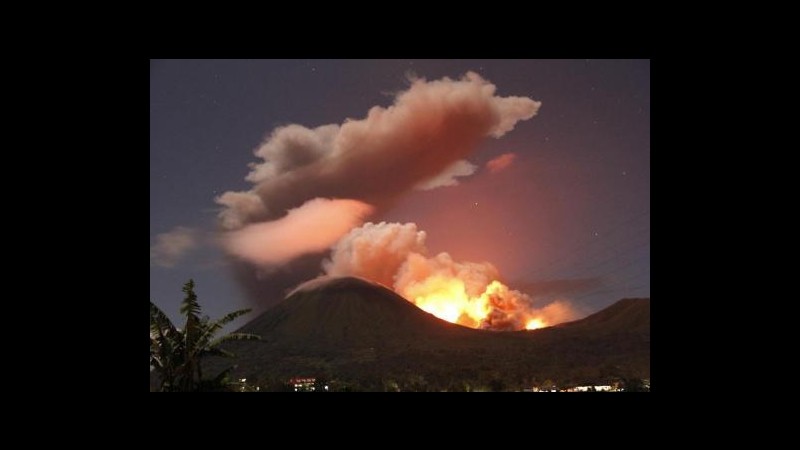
[223,198,373,266]
[217,72,541,230]
[486,153,516,174]
[323,222,428,287]
[218,72,543,305]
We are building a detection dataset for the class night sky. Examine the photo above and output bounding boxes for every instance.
[150,59,650,329]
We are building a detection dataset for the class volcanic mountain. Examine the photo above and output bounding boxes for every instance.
[207,276,650,391]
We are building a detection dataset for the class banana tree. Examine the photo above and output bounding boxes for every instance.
[150,279,260,392]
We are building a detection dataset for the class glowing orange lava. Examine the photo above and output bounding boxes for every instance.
[525,318,546,330]
[406,275,489,328]
[400,276,551,330]
[398,273,573,331]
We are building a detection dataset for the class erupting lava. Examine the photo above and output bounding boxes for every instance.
[324,222,577,331]
[400,277,551,331]
[525,318,546,330]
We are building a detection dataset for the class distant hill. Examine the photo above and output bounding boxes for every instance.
[238,276,475,346]
[205,276,650,391]
[556,297,650,334]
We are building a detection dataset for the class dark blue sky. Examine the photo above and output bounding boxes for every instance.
[150,59,649,327]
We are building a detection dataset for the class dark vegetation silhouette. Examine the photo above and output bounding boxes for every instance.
[150,279,260,392]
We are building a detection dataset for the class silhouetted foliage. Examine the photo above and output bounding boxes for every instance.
[150,279,260,392]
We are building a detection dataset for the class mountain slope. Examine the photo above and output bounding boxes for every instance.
[207,276,650,389]
[237,276,475,347]
[556,297,650,334]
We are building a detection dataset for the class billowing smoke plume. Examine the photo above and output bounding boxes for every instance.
[223,198,373,266]
[323,222,427,287]
[218,72,540,232]
[217,72,542,311]
[323,222,577,331]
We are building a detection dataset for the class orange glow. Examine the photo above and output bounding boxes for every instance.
[525,318,546,330]
[400,276,557,331]
[407,275,489,328]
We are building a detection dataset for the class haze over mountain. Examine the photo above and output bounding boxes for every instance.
[206,276,650,390]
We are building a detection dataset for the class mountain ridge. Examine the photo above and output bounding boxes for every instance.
[206,276,650,390]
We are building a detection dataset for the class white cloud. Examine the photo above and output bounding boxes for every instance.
[414,160,478,190]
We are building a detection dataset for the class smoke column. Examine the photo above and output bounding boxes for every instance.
[323,222,577,331]
[216,72,544,315]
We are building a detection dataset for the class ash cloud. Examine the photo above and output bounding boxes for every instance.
[216,72,542,306]
[217,72,541,230]
[323,222,428,287]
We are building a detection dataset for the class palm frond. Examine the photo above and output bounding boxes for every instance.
[184,313,201,357]
[209,332,261,349]
[214,308,253,327]
[194,308,253,351]
[151,280,260,391]
[150,302,176,337]
[180,280,205,359]
[150,302,182,370]
[179,279,201,318]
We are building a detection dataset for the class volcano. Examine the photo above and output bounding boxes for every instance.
[205,276,650,391]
